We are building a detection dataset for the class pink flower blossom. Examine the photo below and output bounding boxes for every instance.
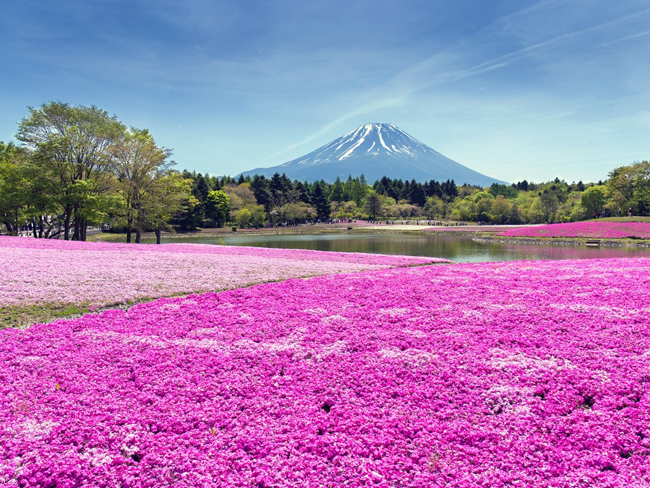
[2,257,650,486]
[497,221,650,239]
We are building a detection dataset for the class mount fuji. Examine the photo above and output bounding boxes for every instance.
[239,123,506,186]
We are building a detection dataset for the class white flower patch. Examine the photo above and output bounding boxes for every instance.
[14,419,59,441]
[312,340,349,362]
[305,308,327,316]
[378,347,432,366]
[490,349,574,372]
[79,447,114,467]
[322,314,347,324]
[483,385,533,415]
[378,308,410,317]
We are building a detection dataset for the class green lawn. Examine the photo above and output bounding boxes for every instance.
[1,304,90,329]
[585,216,650,222]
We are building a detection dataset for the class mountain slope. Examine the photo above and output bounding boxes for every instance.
[240,123,506,186]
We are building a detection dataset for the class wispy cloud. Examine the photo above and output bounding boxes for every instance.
[273,3,650,160]
[595,29,650,48]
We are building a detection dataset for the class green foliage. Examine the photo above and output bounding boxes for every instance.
[489,183,518,199]
[362,191,382,219]
[490,195,512,224]
[206,190,230,227]
[234,208,251,228]
[607,160,650,216]
[17,102,127,240]
[0,142,30,235]
[107,127,176,242]
[580,185,607,216]
[312,182,330,220]
[423,196,447,220]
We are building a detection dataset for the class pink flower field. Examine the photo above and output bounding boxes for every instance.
[426,225,527,232]
[2,257,650,486]
[496,221,650,239]
[0,237,445,308]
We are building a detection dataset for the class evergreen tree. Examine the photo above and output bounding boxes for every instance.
[294,181,311,203]
[270,173,284,198]
[311,182,330,221]
[250,175,270,211]
[343,175,353,202]
[330,177,344,201]
[441,179,458,201]
[408,179,427,207]
[194,174,210,202]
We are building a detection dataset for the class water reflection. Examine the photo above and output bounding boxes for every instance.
[142,233,650,263]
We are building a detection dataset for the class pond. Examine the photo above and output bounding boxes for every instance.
[142,233,650,263]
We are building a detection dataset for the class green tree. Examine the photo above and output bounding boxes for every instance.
[330,177,344,202]
[107,128,173,243]
[423,196,447,220]
[0,142,30,235]
[234,208,251,228]
[205,190,230,227]
[140,172,191,244]
[248,204,267,227]
[490,195,512,224]
[362,190,382,219]
[17,102,126,240]
[173,195,201,231]
[489,183,518,199]
[311,182,330,221]
[580,185,607,217]
[607,161,650,215]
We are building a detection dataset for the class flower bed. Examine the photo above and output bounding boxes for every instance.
[496,221,650,239]
[2,258,650,486]
[0,237,445,308]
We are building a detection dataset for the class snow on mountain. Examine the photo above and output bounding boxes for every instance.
[239,123,506,186]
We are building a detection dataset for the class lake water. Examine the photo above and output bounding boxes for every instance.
[142,233,650,263]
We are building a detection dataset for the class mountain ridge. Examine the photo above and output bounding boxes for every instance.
[239,123,506,186]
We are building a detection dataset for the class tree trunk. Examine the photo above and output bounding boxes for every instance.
[135,209,142,244]
[155,227,161,244]
[13,209,20,236]
[73,216,87,241]
[126,213,133,243]
[64,205,72,240]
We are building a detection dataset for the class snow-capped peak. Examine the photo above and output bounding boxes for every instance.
[239,123,506,186]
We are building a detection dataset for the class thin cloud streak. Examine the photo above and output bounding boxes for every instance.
[595,29,650,48]
[270,5,648,161]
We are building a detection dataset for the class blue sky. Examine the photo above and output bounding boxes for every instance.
[1,0,649,184]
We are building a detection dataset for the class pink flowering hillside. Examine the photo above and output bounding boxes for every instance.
[2,258,650,486]
[0,236,446,309]
[497,221,650,239]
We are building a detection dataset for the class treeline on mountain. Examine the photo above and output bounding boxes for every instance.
[1,102,649,241]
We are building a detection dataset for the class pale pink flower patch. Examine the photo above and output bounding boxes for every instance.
[0,236,446,308]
